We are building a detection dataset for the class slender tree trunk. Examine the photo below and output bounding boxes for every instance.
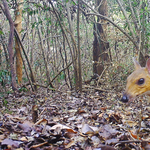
[36,17,54,88]
[48,0,79,90]
[93,0,109,76]
[2,0,17,91]
[62,33,72,89]
[0,29,9,66]
[66,1,78,91]
[14,28,37,91]
[77,0,82,92]
[14,0,23,84]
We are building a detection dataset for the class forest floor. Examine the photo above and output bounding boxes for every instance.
[0,84,150,150]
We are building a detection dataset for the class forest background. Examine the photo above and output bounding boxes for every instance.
[1,0,150,149]
[1,0,149,94]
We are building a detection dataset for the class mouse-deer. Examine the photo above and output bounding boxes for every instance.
[121,57,150,102]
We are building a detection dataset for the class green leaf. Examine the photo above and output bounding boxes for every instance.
[31,22,36,29]
[20,29,24,33]
[29,10,33,15]
[145,6,148,11]
[0,30,3,35]
[71,1,76,5]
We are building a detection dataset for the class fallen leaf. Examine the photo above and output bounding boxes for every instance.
[81,124,95,135]
[1,139,23,148]
[65,140,75,148]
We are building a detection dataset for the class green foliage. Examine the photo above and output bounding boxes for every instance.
[18,87,28,92]
[22,77,28,82]
[56,72,65,83]
[0,70,12,99]
[60,72,65,80]
[2,98,8,107]
[0,69,11,86]
[31,22,36,29]
[72,76,76,84]
[71,1,76,5]
[0,30,4,35]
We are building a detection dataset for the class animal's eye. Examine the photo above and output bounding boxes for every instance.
[137,78,145,85]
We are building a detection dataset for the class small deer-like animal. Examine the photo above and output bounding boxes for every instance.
[121,57,150,103]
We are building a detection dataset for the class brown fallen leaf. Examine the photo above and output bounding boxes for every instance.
[1,139,23,148]
[30,141,48,149]
[17,121,33,132]
[91,135,101,146]
[98,145,117,150]
[66,128,77,134]
[81,124,95,135]
[15,148,24,150]
[20,136,28,142]
[77,108,86,114]
[105,138,119,145]
[50,123,73,131]
[65,140,75,148]
[141,141,150,150]
[99,124,119,139]
[0,134,6,142]
[32,105,38,123]
[100,107,107,111]
[34,118,48,126]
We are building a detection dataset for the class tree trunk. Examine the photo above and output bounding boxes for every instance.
[14,0,23,84]
[2,0,17,91]
[93,0,109,75]
[0,27,9,67]
[77,0,82,92]
[66,1,79,91]
[36,17,54,88]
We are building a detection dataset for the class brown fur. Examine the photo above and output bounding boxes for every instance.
[125,68,150,98]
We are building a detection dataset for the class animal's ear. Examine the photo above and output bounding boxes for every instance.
[146,58,150,74]
[133,57,141,70]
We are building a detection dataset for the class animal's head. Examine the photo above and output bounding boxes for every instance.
[121,57,150,103]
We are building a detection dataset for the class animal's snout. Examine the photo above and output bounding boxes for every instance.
[121,94,129,103]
